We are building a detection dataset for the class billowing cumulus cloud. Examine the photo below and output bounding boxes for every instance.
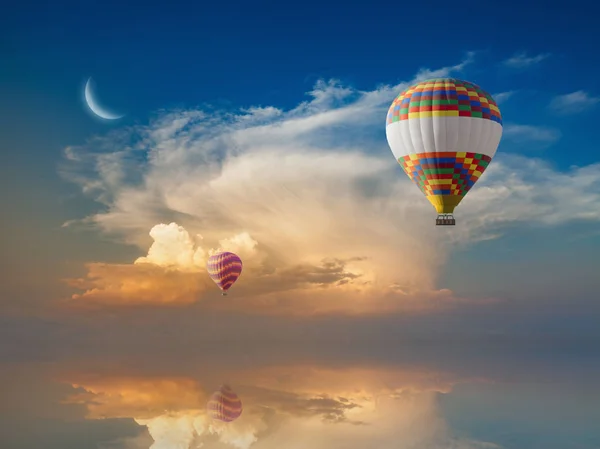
[63,217,492,313]
[135,223,207,271]
[60,53,600,314]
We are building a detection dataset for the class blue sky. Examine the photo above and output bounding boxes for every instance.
[4,0,600,173]
[3,0,600,201]
[4,0,600,132]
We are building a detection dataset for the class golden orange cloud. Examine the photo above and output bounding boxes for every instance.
[65,262,210,307]
[64,221,496,315]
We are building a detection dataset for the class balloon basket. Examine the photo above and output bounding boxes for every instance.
[221,292,228,296]
[436,214,455,226]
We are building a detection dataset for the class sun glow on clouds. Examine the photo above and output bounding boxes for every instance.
[133,223,259,271]
[65,365,494,449]
[61,53,600,314]
[135,223,207,271]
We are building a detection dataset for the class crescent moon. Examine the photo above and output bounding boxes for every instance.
[84,77,124,120]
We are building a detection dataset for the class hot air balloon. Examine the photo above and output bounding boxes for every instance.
[207,384,243,422]
[207,252,243,295]
[385,78,503,226]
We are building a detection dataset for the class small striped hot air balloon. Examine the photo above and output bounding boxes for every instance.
[207,384,243,423]
[207,252,243,296]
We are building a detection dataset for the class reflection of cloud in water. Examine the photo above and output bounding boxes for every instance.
[64,365,497,449]
[4,351,600,449]
[0,364,151,449]
[127,392,498,449]
[66,377,207,420]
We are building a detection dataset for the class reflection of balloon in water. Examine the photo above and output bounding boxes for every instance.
[207,252,243,295]
[385,78,503,226]
[207,384,243,422]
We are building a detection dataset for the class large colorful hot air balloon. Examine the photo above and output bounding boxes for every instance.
[207,384,243,422]
[207,252,243,295]
[385,78,503,226]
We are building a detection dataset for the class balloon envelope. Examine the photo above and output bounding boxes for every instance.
[207,384,243,422]
[385,78,503,217]
[207,252,243,293]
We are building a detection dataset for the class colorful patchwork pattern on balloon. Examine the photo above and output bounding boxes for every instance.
[386,78,502,125]
[207,252,243,292]
[207,385,243,422]
[398,152,492,197]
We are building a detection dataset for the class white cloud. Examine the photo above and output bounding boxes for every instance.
[135,223,206,271]
[60,54,600,312]
[452,154,600,234]
[492,91,515,104]
[502,51,550,68]
[548,90,600,115]
[502,123,561,144]
[412,51,476,81]
[134,223,259,271]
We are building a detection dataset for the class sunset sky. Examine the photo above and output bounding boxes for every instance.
[2,0,600,447]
